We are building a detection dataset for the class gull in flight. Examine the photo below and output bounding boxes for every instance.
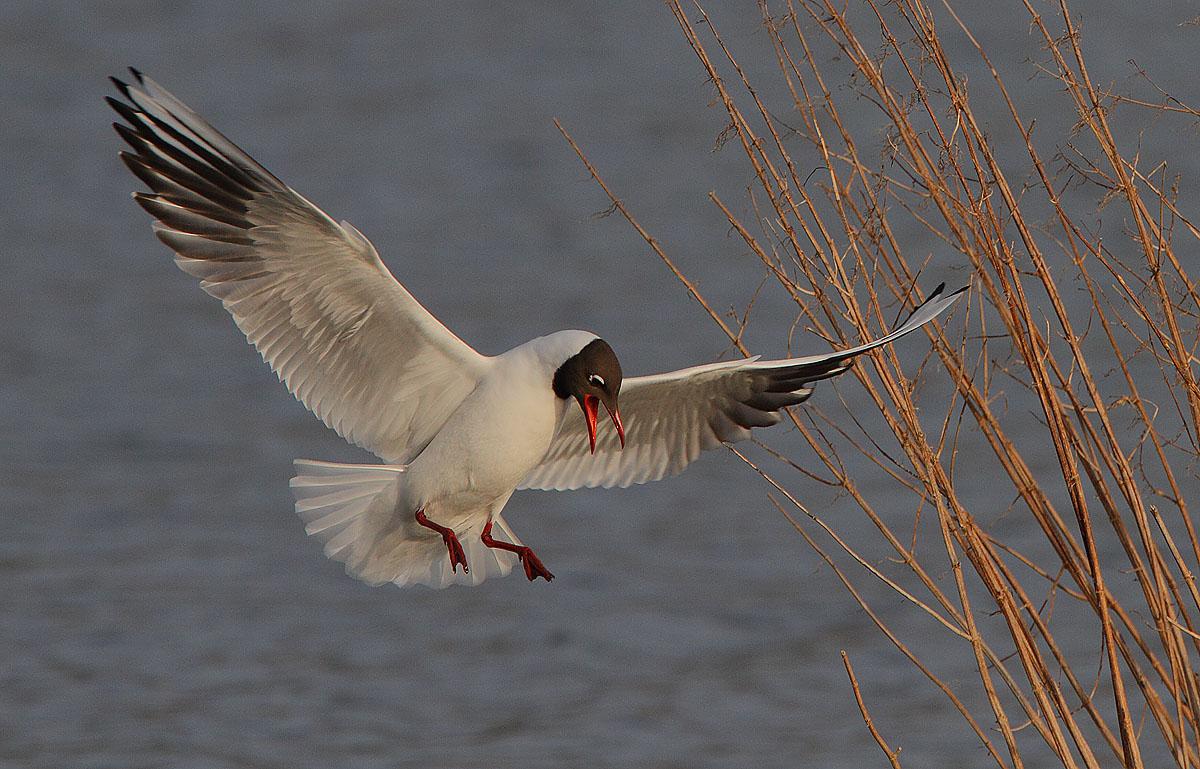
[108,70,965,588]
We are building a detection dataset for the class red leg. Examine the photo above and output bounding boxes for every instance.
[415,508,468,574]
[480,519,554,582]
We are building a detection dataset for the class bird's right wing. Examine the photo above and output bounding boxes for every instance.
[520,284,965,491]
[108,70,491,463]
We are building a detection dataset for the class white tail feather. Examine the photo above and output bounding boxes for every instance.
[290,459,520,588]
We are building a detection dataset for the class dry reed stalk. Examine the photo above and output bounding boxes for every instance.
[561,1,1199,766]
[843,650,905,768]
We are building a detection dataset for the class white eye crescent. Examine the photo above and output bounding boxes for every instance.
[588,374,605,387]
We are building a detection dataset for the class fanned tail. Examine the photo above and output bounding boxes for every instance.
[290,459,519,588]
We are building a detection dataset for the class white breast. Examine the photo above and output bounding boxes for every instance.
[402,334,581,510]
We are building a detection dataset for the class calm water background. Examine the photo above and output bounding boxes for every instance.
[3,2,1198,767]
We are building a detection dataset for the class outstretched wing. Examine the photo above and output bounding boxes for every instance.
[109,70,491,463]
[520,284,965,491]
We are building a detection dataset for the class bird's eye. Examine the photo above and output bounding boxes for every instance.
[588,374,605,388]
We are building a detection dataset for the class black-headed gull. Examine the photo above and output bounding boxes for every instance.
[108,70,965,588]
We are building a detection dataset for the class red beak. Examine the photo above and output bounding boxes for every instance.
[605,402,626,449]
[579,395,625,454]
[581,395,599,454]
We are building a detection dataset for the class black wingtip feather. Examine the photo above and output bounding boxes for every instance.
[129,66,144,82]
[119,149,159,181]
[112,122,149,154]
[112,101,257,203]
[111,119,138,140]
[120,148,250,213]
[888,280,966,332]
[107,72,268,197]
[133,102,266,195]
[109,76,135,103]
[106,96,144,130]
[119,151,158,189]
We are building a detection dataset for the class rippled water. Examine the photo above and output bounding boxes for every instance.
[3,2,1197,767]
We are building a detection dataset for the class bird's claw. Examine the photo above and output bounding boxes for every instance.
[443,532,469,574]
[480,519,552,582]
[520,550,554,582]
[415,508,469,574]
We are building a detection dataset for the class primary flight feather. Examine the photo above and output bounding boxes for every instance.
[109,70,965,588]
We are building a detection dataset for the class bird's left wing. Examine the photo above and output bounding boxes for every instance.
[519,284,965,491]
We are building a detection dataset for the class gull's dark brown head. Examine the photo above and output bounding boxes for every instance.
[552,338,625,454]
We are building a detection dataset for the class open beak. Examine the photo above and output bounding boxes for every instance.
[578,395,626,454]
[604,400,625,449]
[581,395,599,454]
